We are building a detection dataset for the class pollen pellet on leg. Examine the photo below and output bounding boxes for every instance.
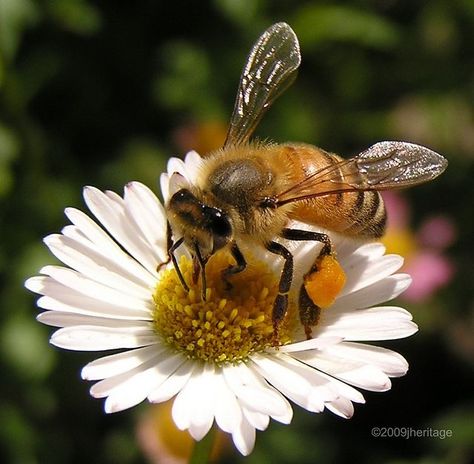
[304,255,346,309]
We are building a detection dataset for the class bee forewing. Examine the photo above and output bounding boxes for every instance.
[224,22,301,147]
[356,141,448,189]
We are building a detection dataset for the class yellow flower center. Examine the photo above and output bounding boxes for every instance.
[152,252,294,365]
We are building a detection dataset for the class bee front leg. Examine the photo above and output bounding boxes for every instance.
[221,243,247,290]
[266,241,294,344]
[156,221,174,272]
[193,244,208,301]
[167,236,189,292]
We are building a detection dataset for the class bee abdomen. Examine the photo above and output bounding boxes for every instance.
[345,191,386,238]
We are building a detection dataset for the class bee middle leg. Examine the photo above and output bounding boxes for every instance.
[221,242,247,290]
[266,241,294,341]
[280,228,333,339]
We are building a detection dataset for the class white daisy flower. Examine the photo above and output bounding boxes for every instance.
[25,151,416,456]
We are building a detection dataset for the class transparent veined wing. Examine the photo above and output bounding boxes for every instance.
[224,22,301,147]
[275,142,448,205]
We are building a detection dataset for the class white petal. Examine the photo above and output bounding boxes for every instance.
[36,294,151,321]
[251,353,338,413]
[92,352,185,413]
[326,397,354,419]
[306,368,366,404]
[168,172,190,198]
[172,364,215,441]
[341,254,404,297]
[123,182,168,263]
[279,336,343,353]
[183,150,203,182]
[332,274,412,312]
[50,324,157,350]
[187,364,217,440]
[231,414,256,456]
[83,186,159,275]
[341,242,386,269]
[213,370,243,434]
[316,306,418,341]
[42,234,155,295]
[159,173,170,203]
[64,207,157,288]
[39,266,152,310]
[223,363,292,423]
[166,156,187,177]
[81,345,165,380]
[37,311,149,328]
[296,350,391,392]
[242,407,270,431]
[324,342,409,377]
[29,276,151,320]
[148,359,195,403]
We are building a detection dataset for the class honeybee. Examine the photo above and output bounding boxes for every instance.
[164,23,447,339]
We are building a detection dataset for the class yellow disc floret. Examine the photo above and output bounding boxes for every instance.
[153,252,294,365]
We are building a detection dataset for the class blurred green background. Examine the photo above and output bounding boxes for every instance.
[1,0,473,463]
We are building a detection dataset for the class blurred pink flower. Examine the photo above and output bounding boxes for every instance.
[382,192,456,303]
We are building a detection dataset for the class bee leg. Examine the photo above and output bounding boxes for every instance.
[168,236,189,292]
[298,284,321,340]
[193,244,208,301]
[266,241,293,343]
[280,228,334,339]
[156,221,173,272]
[221,243,247,290]
[281,228,332,257]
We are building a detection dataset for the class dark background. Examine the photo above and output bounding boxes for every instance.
[0,0,473,463]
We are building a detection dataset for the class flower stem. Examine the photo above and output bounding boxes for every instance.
[189,428,216,464]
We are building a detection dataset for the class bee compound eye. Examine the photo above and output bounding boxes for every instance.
[203,207,232,251]
[210,211,232,238]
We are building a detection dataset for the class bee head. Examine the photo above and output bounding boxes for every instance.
[167,188,233,261]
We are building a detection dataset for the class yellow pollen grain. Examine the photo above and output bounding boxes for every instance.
[152,252,295,365]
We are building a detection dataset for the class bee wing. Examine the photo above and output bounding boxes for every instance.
[276,142,448,205]
[224,22,301,147]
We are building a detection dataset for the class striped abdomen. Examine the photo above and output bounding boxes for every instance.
[281,144,387,238]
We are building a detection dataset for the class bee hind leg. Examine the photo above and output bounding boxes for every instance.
[280,228,335,338]
[281,228,333,257]
[299,284,321,339]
